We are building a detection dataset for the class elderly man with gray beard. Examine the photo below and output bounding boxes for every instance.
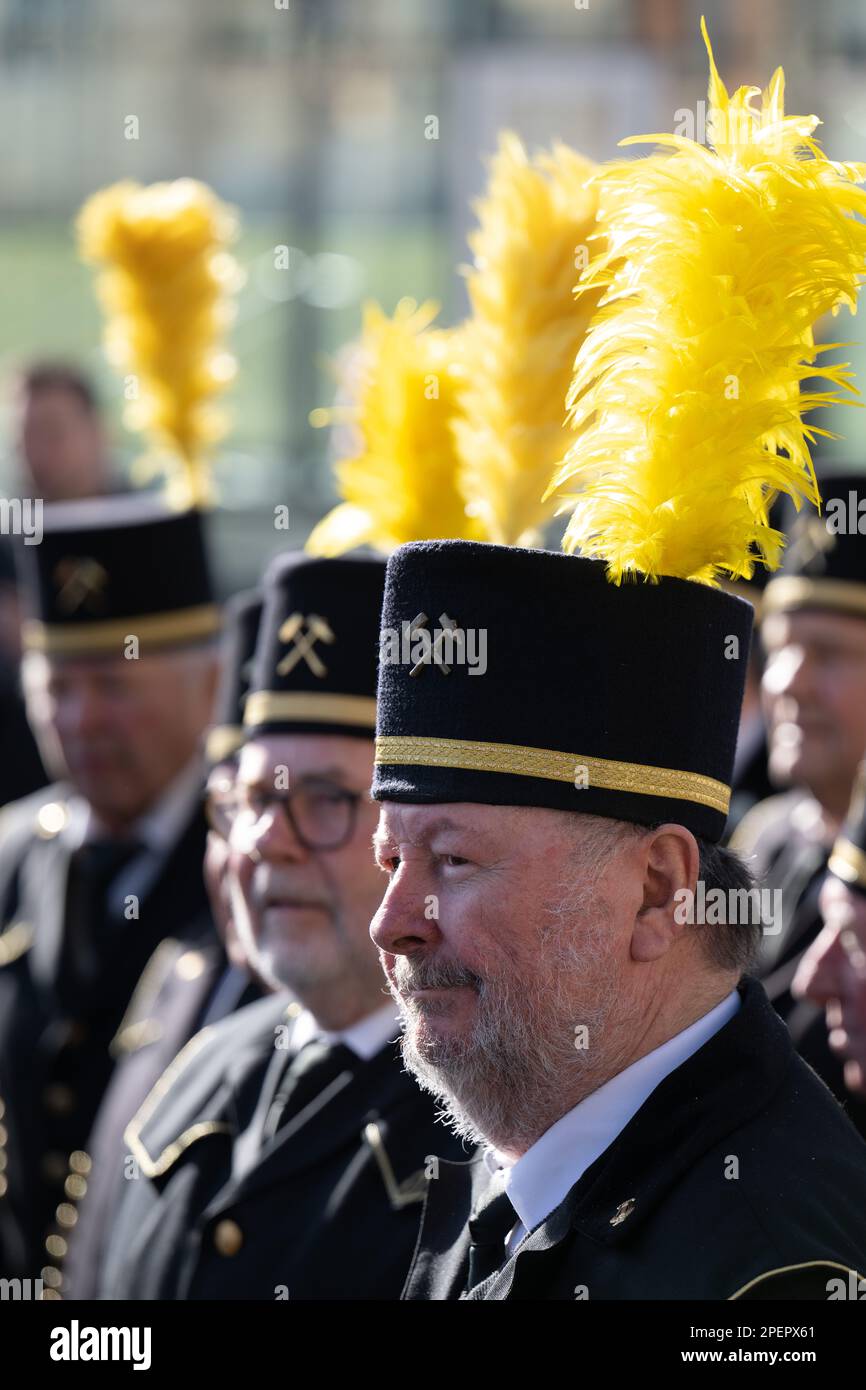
[369,541,866,1301]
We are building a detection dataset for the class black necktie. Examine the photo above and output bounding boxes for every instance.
[65,837,143,993]
[466,1181,517,1291]
[76,838,143,921]
[262,1039,356,1140]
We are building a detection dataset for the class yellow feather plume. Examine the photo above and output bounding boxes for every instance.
[454,133,602,546]
[77,179,243,509]
[548,18,866,584]
[306,299,482,556]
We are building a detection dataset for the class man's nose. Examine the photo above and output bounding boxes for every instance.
[370,868,441,957]
[55,689,105,739]
[770,645,813,706]
[247,804,310,865]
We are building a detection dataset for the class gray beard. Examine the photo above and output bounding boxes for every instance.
[229,878,384,1010]
[390,882,630,1154]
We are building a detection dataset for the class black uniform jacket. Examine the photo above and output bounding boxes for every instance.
[742,791,828,1010]
[0,783,213,1280]
[64,934,261,1298]
[0,673,46,810]
[99,993,468,1300]
[735,790,866,1138]
[403,978,866,1301]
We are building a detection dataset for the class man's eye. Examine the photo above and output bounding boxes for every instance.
[444,855,469,868]
[303,783,347,804]
[380,855,400,874]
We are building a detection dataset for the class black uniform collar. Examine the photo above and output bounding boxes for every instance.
[126,991,411,1190]
[208,1040,406,1210]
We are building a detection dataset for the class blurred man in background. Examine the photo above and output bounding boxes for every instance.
[0,537,46,806]
[0,360,118,809]
[734,474,866,1134]
[0,494,220,1287]
[792,763,866,1108]
[12,362,114,503]
[62,588,266,1299]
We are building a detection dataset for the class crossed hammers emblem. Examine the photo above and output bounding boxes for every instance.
[409,611,459,676]
[53,557,109,615]
[276,612,335,678]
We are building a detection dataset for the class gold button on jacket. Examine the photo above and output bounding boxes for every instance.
[212,1218,243,1256]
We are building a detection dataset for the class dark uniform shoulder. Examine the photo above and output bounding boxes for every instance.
[731,790,818,865]
[565,986,866,1303]
[124,992,292,1179]
[710,1047,866,1299]
[0,784,72,964]
[731,1261,866,1300]
[110,927,217,1055]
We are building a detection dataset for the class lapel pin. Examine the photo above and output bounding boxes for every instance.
[610,1198,637,1226]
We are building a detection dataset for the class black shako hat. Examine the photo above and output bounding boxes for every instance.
[829,761,866,895]
[763,472,866,622]
[205,587,263,765]
[243,551,386,740]
[372,541,754,842]
[19,494,217,656]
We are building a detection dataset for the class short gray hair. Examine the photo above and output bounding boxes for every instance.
[566,813,760,975]
[693,836,762,973]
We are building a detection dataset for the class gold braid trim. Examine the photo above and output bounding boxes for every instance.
[763,577,866,620]
[375,735,730,814]
[23,603,220,654]
[828,838,866,890]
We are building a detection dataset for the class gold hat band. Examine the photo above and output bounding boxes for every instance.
[23,603,221,654]
[375,734,730,814]
[205,725,245,764]
[763,576,866,620]
[244,690,377,729]
[828,837,866,891]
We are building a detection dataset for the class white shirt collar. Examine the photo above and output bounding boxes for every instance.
[486,989,740,1243]
[291,1001,401,1062]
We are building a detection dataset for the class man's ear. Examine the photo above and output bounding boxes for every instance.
[631,824,699,963]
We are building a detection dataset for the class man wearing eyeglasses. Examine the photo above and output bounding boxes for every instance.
[95,552,465,1300]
